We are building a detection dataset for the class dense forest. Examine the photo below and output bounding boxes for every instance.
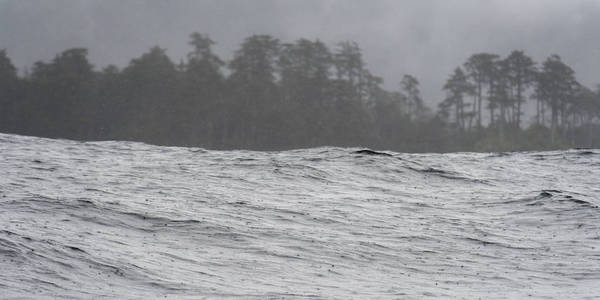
[1,33,599,152]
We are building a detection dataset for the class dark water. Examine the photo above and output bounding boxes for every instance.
[1,133,599,299]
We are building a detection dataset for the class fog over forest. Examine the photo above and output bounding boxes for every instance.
[1,0,599,151]
[2,0,600,105]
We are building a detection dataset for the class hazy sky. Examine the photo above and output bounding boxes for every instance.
[1,0,599,104]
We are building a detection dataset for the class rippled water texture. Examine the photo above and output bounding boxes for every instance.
[1,133,599,299]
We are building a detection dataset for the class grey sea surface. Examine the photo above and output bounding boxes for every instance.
[1,133,599,299]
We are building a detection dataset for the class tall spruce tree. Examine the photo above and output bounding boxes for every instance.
[440,67,474,130]
[0,50,18,131]
[464,53,499,127]
[503,50,536,127]
[278,39,333,146]
[122,46,178,143]
[183,33,225,147]
[227,35,281,148]
[400,74,425,121]
[536,55,579,139]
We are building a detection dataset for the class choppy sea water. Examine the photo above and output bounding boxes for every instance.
[1,133,599,299]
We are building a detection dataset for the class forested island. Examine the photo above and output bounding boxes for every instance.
[1,33,599,152]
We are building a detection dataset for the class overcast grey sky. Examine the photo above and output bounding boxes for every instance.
[1,0,599,104]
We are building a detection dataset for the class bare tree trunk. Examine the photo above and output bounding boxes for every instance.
[477,83,482,128]
[541,101,546,126]
[551,106,557,143]
[536,98,540,125]
[500,104,505,148]
[468,96,475,130]
[588,119,594,148]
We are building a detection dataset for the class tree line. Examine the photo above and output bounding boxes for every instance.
[439,51,600,150]
[0,33,599,152]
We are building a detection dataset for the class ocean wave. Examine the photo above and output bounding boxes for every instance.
[1,133,599,299]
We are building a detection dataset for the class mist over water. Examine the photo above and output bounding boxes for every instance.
[1,133,599,299]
